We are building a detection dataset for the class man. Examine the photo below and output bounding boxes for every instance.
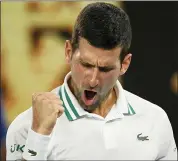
[6,2,177,160]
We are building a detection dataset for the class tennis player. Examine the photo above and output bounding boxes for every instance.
[6,2,177,160]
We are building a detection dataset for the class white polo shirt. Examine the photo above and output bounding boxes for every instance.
[6,72,177,160]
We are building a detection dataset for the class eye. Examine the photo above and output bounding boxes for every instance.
[82,62,93,68]
[99,67,113,72]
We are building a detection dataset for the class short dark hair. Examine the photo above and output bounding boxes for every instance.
[71,2,132,62]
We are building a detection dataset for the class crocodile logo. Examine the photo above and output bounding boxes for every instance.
[28,149,37,156]
[137,133,149,141]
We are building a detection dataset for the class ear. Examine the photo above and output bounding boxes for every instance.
[65,40,73,64]
[120,53,132,75]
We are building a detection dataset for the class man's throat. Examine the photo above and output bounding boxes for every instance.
[92,88,117,118]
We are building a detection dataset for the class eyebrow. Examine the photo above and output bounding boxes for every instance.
[79,58,116,69]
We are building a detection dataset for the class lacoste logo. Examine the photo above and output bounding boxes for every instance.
[28,149,37,156]
[137,133,149,141]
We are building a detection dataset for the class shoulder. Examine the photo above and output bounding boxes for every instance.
[124,90,174,142]
[6,107,33,157]
[124,90,168,119]
[7,107,32,137]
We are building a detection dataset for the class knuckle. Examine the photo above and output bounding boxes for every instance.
[32,92,43,100]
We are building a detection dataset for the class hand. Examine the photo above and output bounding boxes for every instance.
[31,92,64,135]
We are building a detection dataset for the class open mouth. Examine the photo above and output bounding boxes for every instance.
[82,90,97,106]
[85,90,97,100]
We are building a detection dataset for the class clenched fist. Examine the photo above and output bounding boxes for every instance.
[31,92,64,135]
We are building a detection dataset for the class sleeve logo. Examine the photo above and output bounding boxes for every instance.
[10,144,25,153]
[28,149,37,156]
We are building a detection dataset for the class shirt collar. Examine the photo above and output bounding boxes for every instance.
[59,72,136,121]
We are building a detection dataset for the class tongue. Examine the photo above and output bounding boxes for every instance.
[82,90,96,106]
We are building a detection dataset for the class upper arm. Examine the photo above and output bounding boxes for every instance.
[157,112,177,160]
[6,126,27,160]
[158,131,177,160]
[160,139,177,160]
[6,116,29,160]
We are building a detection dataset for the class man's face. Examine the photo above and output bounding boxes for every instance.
[65,38,131,111]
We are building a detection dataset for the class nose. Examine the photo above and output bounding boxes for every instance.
[89,68,99,88]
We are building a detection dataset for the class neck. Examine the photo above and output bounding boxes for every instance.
[92,88,117,118]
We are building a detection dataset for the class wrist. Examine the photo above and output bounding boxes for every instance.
[23,128,51,160]
[32,124,53,135]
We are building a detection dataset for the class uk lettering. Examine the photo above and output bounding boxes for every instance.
[10,144,25,153]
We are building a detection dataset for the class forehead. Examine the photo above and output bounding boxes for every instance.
[76,38,122,65]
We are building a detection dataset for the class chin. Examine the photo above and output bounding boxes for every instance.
[83,102,100,112]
